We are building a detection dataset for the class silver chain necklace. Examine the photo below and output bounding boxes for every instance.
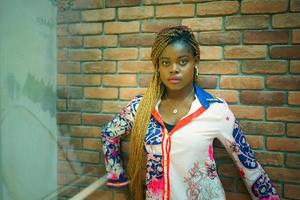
[167,89,194,115]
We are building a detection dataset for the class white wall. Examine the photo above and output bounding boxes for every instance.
[0,0,57,199]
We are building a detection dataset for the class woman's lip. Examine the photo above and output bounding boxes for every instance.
[168,78,181,84]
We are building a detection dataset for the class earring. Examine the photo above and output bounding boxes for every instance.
[194,65,199,80]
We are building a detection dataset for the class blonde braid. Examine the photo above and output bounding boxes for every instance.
[127,26,200,200]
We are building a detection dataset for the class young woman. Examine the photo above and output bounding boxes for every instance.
[101,26,279,200]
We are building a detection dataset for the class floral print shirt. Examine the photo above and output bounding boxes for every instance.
[101,84,280,200]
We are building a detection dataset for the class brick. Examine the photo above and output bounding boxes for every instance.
[256,152,284,166]
[118,61,153,73]
[57,87,83,99]
[266,75,300,90]
[200,46,222,60]
[240,91,285,105]
[270,45,300,59]
[267,107,300,122]
[57,62,81,74]
[291,60,300,73]
[57,100,66,111]
[83,138,101,150]
[67,75,101,86]
[57,24,69,36]
[57,112,81,124]
[206,90,238,103]
[59,137,82,149]
[267,137,300,152]
[141,19,181,33]
[58,125,69,136]
[197,1,239,16]
[70,126,101,137]
[68,100,101,112]
[182,17,222,31]
[103,48,138,60]
[225,15,269,30]
[83,62,116,73]
[220,76,264,89]
[58,185,79,197]
[67,150,99,163]
[240,121,285,136]
[84,87,118,99]
[139,48,153,62]
[86,190,113,200]
[69,49,101,61]
[196,75,217,89]
[104,21,139,34]
[120,88,147,100]
[245,135,264,149]
[103,74,137,87]
[292,29,300,44]
[265,167,300,183]
[199,31,240,45]
[139,74,152,87]
[143,0,180,4]
[287,123,300,137]
[244,30,288,44]
[84,35,117,47]
[284,184,300,199]
[81,8,115,22]
[225,45,267,59]
[218,163,240,177]
[119,34,155,47]
[225,192,251,200]
[289,92,300,105]
[105,0,140,7]
[72,0,103,9]
[102,101,128,113]
[198,61,239,74]
[58,49,67,61]
[229,105,264,120]
[242,60,287,74]
[57,74,67,86]
[241,0,288,14]
[156,5,195,18]
[68,23,102,35]
[118,6,154,20]
[82,114,114,126]
[57,36,82,48]
[286,154,300,168]
[273,13,300,28]
[291,0,300,11]
[57,11,80,23]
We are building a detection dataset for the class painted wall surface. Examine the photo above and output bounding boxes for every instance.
[0,0,57,199]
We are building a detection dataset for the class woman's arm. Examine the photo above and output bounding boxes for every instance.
[101,96,141,187]
[216,101,280,200]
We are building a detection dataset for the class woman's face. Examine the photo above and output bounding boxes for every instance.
[158,40,198,93]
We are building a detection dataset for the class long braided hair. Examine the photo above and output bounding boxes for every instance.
[127,26,200,200]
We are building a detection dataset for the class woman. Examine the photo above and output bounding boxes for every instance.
[101,26,279,200]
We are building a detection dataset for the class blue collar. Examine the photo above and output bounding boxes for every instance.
[193,83,223,109]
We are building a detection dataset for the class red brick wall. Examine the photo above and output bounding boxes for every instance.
[56,0,300,199]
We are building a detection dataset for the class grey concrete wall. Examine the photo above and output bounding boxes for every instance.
[0,0,57,199]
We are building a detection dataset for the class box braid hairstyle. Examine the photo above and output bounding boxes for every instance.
[127,26,200,200]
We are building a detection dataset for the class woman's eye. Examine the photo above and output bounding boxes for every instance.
[179,59,188,66]
[161,61,169,66]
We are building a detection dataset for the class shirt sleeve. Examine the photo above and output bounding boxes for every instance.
[101,96,141,187]
[216,101,280,200]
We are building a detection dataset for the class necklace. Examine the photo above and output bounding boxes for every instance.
[166,89,195,115]
[172,109,178,114]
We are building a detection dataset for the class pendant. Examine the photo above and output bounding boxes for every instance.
[173,109,178,114]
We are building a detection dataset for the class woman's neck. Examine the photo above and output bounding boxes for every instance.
[164,83,194,101]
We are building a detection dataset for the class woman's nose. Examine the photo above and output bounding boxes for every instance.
[170,63,179,73]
